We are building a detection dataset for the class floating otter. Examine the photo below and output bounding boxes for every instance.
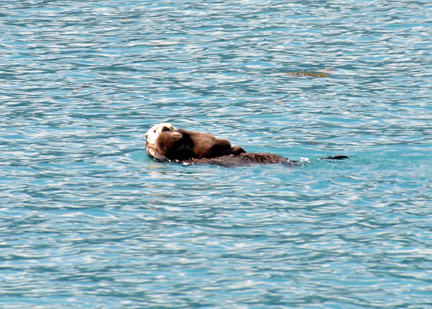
[145,123,347,167]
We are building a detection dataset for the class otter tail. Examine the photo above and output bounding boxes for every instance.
[321,155,349,160]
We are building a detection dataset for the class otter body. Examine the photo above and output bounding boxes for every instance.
[145,123,347,167]
[186,152,298,167]
[145,123,245,163]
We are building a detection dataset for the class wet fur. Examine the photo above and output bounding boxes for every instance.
[146,124,246,162]
[185,152,299,167]
[146,123,347,166]
[175,129,246,159]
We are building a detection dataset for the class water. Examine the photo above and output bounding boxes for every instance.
[1,0,432,308]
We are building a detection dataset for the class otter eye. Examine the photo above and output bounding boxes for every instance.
[153,129,156,132]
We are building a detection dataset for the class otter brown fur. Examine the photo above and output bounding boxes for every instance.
[145,123,347,166]
[186,152,296,167]
[145,123,245,162]
[145,123,298,166]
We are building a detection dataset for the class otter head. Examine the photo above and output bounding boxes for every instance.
[146,123,176,146]
[145,123,182,161]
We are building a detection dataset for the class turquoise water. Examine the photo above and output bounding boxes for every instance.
[1,0,432,307]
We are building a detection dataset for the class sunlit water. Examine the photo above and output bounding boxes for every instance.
[1,1,432,308]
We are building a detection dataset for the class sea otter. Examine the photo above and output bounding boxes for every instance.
[146,123,297,166]
[145,123,348,167]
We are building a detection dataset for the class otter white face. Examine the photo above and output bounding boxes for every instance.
[145,123,176,146]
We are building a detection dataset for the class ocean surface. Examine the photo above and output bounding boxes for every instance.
[1,0,432,308]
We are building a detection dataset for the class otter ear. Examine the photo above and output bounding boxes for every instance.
[162,126,171,132]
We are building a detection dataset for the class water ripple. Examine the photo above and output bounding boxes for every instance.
[1,0,432,308]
